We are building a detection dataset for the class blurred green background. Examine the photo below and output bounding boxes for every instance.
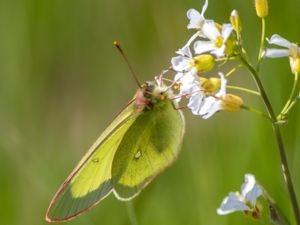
[0,0,300,224]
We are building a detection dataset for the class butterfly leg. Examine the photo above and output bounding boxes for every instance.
[171,103,188,111]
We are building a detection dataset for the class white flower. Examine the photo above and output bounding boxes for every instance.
[171,45,215,108]
[264,34,299,58]
[174,70,200,97]
[171,45,201,103]
[217,174,262,215]
[197,72,227,119]
[173,72,203,105]
[172,45,215,73]
[180,0,209,50]
[264,34,300,73]
[171,46,194,73]
[186,72,243,119]
[171,47,203,105]
[194,20,233,57]
[186,0,208,30]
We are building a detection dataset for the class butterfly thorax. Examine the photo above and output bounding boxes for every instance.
[135,81,174,110]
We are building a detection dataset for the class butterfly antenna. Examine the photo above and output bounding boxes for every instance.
[113,41,142,88]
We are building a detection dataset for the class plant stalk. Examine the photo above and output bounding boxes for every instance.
[240,56,300,225]
[257,18,266,71]
[279,72,299,119]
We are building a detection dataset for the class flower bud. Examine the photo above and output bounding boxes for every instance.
[200,77,221,94]
[191,54,215,73]
[221,94,243,112]
[225,38,235,55]
[255,0,269,18]
[289,57,300,74]
[289,44,300,74]
[230,10,242,37]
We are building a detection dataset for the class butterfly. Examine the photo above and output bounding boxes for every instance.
[45,43,185,222]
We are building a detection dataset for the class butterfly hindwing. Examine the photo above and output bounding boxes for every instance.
[46,101,141,222]
[112,99,185,200]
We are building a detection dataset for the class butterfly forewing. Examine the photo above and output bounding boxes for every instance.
[46,101,141,222]
[112,99,185,200]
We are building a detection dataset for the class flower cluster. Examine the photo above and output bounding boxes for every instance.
[167,0,300,223]
[217,174,263,218]
[264,34,300,74]
[171,0,243,119]
[169,0,300,120]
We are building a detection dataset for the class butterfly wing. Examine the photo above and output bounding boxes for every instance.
[46,100,141,222]
[112,100,185,200]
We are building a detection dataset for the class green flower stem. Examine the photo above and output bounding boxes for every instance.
[225,64,243,77]
[241,105,272,121]
[284,94,300,115]
[226,85,261,96]
[257,18,266,71]
[215,56,237,62]
[240,56,275,119]
[278,72,299,119]
[240,56,300,225]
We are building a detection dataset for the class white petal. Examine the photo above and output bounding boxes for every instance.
[194,40,215,54]
[268,34,291,48]
[217,192,250,215]
[231,9,238,17]
[180,70,198,85]
[202,20,220,40]
[187,9,204,29]
[188,92,205,115]
[187,8,201,20]
[246,185,262,206]
[221,24,233,41]
[186,32,201,48]
[199,96,222,119]
[199,73,226,119]
[174,72,184,82]
[216,72,227,97]
[171,56,191,72]
[200,0,209,16]
[241,174,262,206]
[264,48,289,58]
[241,174,256,196]
[177,70,200,95]
[211,45,226,57]
[174,71,199,102]
[176,44,193,58]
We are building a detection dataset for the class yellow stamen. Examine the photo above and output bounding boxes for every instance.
[174,83,181,90]
[215,36,224,48]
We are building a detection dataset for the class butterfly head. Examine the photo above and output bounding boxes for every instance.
[135,81,174,110]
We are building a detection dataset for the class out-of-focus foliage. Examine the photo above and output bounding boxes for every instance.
[0,0,299,224]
